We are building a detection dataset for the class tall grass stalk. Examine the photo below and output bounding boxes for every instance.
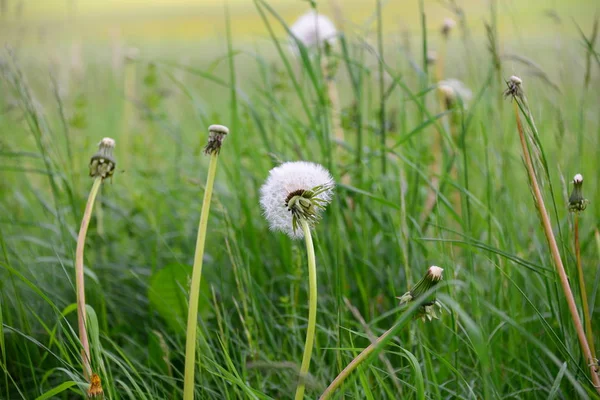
[75,176,102,379]
[573,213,595,358]
[294,219,317,400]
[508,85,600,391]
[183,125,228,400]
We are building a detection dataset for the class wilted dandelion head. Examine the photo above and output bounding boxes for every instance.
[504,75,523,99]
[289,11,337,54]
[569,173,589,212]
[441,18,456,37]
[260,161,334,239]
[437,79,472,108]
[204,124,229,155]
[87,373,103,398]
[89,137,116,179]
[398,266,444,322]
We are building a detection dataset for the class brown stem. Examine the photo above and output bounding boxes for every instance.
[512,101,600,391]
[75,177,102,379]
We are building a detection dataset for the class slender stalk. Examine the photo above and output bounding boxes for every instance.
[512,101,600,391]
[183,153,219,400]
[294,219,318,400]
[319,324,397,400]
[75,176,102,379]
[574,213,596,357]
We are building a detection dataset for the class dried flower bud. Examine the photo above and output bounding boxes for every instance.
[437,79,472,109]
[87,373,104,398]
[441,18,456,38]
[398,266,444,321]
[569,173,589,212]
[89,138,116,179]
[204,124,229,155]
[504,75,524,99]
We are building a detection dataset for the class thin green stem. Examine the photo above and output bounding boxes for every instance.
[183,153,219,400]
[75,176,102,380]
[574,213,596,357]
[319,324,397,400]
[294,219,318,400]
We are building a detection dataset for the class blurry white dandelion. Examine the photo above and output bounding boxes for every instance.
[437,79,473,107]
[260,161,334,239]
[289,11,337,54]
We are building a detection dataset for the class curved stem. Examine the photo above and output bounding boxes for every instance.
[513,101,600,391]
[75,176,102,379]
[294,219,318,400]
[183,153,219,400]
[574,213,596,357]
[320,324,397,400]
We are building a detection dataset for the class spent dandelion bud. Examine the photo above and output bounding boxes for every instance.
[437,79,473,109]
[398,266,444,321]
[289,11,337,54]
[204,124,229,155]
[89,137,116,180]
[504,75,524,99]
[260,161,334,239]
[441,18,456,38]
[569,174,589,212]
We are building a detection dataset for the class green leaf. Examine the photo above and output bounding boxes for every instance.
[148,263,211,332]
[34,381,77,400]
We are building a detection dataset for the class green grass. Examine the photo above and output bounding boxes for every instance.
[1,0,600,399]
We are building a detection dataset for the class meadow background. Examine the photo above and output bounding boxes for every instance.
[1,0,599,399]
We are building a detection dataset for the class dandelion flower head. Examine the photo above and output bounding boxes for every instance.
[260,161,334,239]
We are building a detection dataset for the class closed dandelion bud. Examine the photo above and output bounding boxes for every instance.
[204,124,229,155]
[441,18,456,38]
[260,161,334,239]
[89,137,116,180]
[398,266,444,321]
[569,174,589,212]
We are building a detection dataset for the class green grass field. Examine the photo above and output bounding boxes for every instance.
[1,0,600,399]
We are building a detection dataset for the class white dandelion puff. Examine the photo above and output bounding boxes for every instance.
[437,79,473,107]
[260,161,334,239]
[289,11,337,54]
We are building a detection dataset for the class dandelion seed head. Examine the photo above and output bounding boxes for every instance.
[426,50,437,65]
[573,174,583,184]
[260,161,334,239]
[289,11,337,54]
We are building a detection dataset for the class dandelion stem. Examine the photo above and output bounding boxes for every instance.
[294,219,318,400]
[75,176,102,380]
[183,152,219,400]
[512,101,600,391]
[574,213,596,357]
[319,323,398,400]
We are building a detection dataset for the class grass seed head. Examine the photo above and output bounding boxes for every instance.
[204,124,229,155]
[89,137,116,180]
[260,161,334,239]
